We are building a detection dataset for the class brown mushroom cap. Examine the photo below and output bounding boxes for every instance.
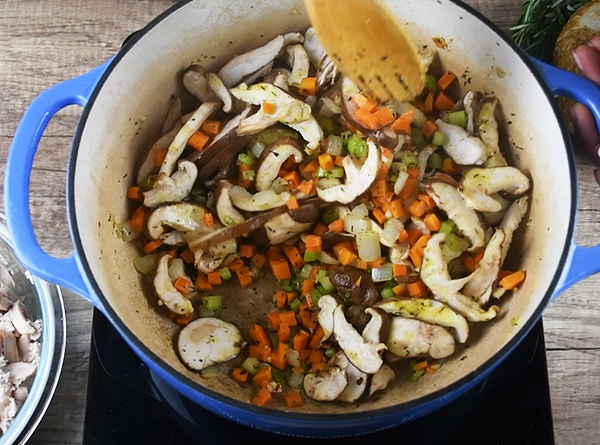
[329,266,380,307]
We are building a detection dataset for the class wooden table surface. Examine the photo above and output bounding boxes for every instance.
[1,0,600,444]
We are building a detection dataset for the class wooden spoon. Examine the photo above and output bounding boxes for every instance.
[305,0,425,103]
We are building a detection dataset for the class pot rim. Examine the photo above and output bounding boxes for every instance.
[67,0,577,421]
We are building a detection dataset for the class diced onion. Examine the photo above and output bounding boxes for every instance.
[288,371,304,389]
[356,231,381,262]
[201,365,220,379]
[343,215,370,235]
[321,97,342,115]
[394,171,409,195]
[317,178,342,189]
[372,263,393,282]
[286,348,302,368]
[133,254,158,275]
[168,258,186,280]
[326,135,343,157]
[270,177,288,194]
[117,220,140,242]
[351,203,369,218]
[380,218,403,247]
[250,141,266,159]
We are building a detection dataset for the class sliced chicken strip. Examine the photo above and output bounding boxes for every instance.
[463,229,506,305]
[475,97,508,168]
[206,72,233,113]
[386,317,455,360]
[304,367,348,402]
[436,119,487,166]
[420,233,498,322]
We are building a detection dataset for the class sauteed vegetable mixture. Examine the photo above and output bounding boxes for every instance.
[121,28,531,407]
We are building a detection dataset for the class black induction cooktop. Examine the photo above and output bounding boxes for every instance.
[83,309,554,445]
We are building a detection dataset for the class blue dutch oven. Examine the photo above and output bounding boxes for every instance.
[4,0,600,437]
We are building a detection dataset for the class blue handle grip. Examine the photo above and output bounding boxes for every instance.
[531,58,600,297]
[4,60,112,306]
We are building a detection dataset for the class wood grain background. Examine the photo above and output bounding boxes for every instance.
[1,1,599,444]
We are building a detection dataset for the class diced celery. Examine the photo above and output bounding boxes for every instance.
[242,169,255,180]
[390,174,399,183]
[237,152,255,165]
[316,285,328,295]
[447,110,468,128]
[219,267,232,280]
[247,126,298,148]
[324,347,338,359]
[411,127,426,148]
[345,135,368,158]
[439,220,457,236]
[271,367,286,383]
[290,298,302,312]
[400,152,419,167]
[444,232,469,252]
[268,331,279,349]
[304,250,319,262]
[317,269,328,281]
[201,295,222,311]
[322,208,338,224]
[318,275,335,293]
[316,166,328,178]
[431,131,446,147]
[242,357,261,375]
[427,152,443,170]
[223,216,235,226]
[380,287,396,299]
[329,166,345,178]
[280,279,295,292]
[316,114,334,132]
[298,264,313,280]
[309,288,321,306]
[424,74,437,91]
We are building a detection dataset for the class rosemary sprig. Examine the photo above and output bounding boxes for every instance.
[510,0,591,62]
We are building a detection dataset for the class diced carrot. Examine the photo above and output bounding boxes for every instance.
[239,244,257,258]
[256,344,272,362]
[279,311,298,327]
[398,228,409,243]
[154,148,168,167]
[352,258,369,270]
[252,387,272,407]
[423,91,434,114]
[407,280,428,298]
[202,119,221,135]
[247,345,259,359]
[355,107,379,130]
[173,276,192,294]
[418,194,436,210]
[373,107,395,126]
[268,311,282,329]
[308,349,324,363]
[298,76,317,96]
[499,270,526,290]
[292,366,305,374]
[498,270,514,279]
[408,200,429,217]
[442,158,461,175]
[393,264,408,277]
[422,120,439,139]
[334,156,345,167]
[269,258,292,280]
[391,109,414,133]
[188,131,211,151]
[297,180,315,196]
[236,266,253,288]
[253,366,273,386]
[195,274,213,292]
[302,159,319,173]
[228,258,245,271]
[318,153,334,171]
[301,278,315,301]
[328,219,345,233]
[293,330,311,351]
[406,226,422,246]
[409,235,430,268]
[250,324,271,347]
[413,360,429,370]
[207,271,222,285]
[175,315,191,326]
[305,235,322,252]
[286,292,298,304]
[423,213,442,232]
[275,291,287,310]
[126,186,144,201]
[269,342,289,370]
[143,239,163,254]
[181,248,195,264]
[389,199,405,219]
[283,244,304,268]
[231,367,248,384]
[372,208,387,224]
[399,176,418,200]
[252,252,268,269]
[286,196,299,211]
[203,212,215,227]
[393,283,407,296]
[434,91,456,111]
[371,178,389,197]
[297,309,312,330]
[311,362,327,372]
[369,258,386,268]
[278,322,291,343]
[461,253,478,273]
[262,102,276,114]
[352,93,378,112]
[283,390,303,407]
[333,243,358,266]
[299,349,312,361]
[310,223,326,237]
[130,205,148,233]
[308,325,325,349]
[437,71,457,91]
[283,170,302,188]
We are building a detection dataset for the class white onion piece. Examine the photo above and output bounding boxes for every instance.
[288,371,304,389]
[394,171,410,195]
[286,348,302,367]
[380,218,403,247]
[326,135,343,156]
[168,258,186,280]
[250,141,266,159]
[372,263,393,282]
[351,203,369,218]
[344,215,370,235]
[356,231,381,262]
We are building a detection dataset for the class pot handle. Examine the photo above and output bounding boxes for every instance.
[4,60,112,306]
[531,58,600,297]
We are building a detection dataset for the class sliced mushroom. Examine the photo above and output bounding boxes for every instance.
[420,233,498,322]
[459,166,530,213]
[137,121,184,186]
[303,27,326,68]
[435,119,487,166]
[182,64,216,102]
[316,55,338,93]
[185,234,237,274]
[264,68,292,90]
[316,139,380,204]
[332,305,386,374]
[159,101,220,177]
[463,91,481,135]
[317,295,338,343]
[329,266,380,307]
[154,253,194,315]
[422,180,486,252]
[361,308,390,344]
[417,144,437,181]
[263,211,315,244]
[303,366,348,402]
[499,195,529,266]
[206,72,233,113]
[160,230,187,246]
[218,33,303,88]
[462,228,506,305]
[329,351,368,403]
[146,202,207,240]
[230,82,323,151]
[228,186,292,212]
[143,160,198,208]
[368,364,395,397]
[255,137,304,191]
[474,96,508,168]
[376,298,469,343]
[214,181,246,227]
[177,317,243,371]
[389,242,411,265]
[240,61,274,86]
[386,317,455,360]
[285,44,310,87]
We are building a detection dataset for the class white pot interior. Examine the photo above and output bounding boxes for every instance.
[72,0,573,414]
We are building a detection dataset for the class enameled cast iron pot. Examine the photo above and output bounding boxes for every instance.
[5,0,600,437]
